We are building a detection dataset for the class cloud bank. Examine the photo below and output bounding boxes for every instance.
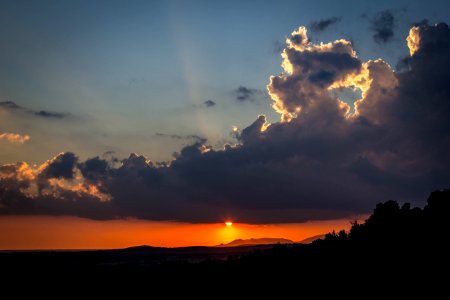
[1,23,450,223]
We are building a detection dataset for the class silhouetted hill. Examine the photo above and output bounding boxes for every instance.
[298,234,325,243]
[218,238,294,247]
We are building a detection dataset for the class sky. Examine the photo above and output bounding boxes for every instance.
[0,216,356,249]
[1,0,450,248]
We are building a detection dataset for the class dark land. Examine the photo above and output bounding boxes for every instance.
[1,189,449,294]
[0,243,280,268]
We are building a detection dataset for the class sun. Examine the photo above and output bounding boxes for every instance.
[225,221,233,227]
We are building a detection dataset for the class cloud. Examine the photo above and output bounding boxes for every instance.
[0,132,30,144]
[1,23,450,223]
[78,156,109,183]
[34,111,66,119]
[0,101,69,119]
[155,133,205,143]
[310,17,341,33]
[234,86,263,102]
[193,100,217,108]
[269,26,362,121]
[370,10,395,44]
[40,152,78,180]
[203,100,216,107]
[0,101,23,110]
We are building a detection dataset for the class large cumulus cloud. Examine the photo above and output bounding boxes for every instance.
[1,23,450,223]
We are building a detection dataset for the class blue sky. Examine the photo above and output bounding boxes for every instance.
[1,0,449,164]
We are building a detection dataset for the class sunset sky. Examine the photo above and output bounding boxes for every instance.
[1,0,450,249]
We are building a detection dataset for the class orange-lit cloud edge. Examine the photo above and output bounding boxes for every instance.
[0,215,366,250]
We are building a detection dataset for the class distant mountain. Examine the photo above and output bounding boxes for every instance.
[298,234,325,244]
[218,238,294,247]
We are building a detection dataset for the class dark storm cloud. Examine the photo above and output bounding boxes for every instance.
[0,100,69,119]
[41,152,78,179]
[1,23,450,223]
[395,56,411,72]
[78,156,109,181]
[370,10,395,44]
[310,17,341,33]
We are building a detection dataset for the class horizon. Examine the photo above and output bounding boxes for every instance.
[0,215,357,249]
[1,0,450,249]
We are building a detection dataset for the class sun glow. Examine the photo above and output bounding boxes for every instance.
[0,216,359,249]
[225,221,233,227]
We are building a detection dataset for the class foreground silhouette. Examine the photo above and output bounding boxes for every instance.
[2,190,449,293]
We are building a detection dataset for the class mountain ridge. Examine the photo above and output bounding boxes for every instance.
[298,234,325,244]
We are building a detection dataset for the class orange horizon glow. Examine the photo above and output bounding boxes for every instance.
[0,215,365,250]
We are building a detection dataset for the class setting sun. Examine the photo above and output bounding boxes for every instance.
[225,222,233,227]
